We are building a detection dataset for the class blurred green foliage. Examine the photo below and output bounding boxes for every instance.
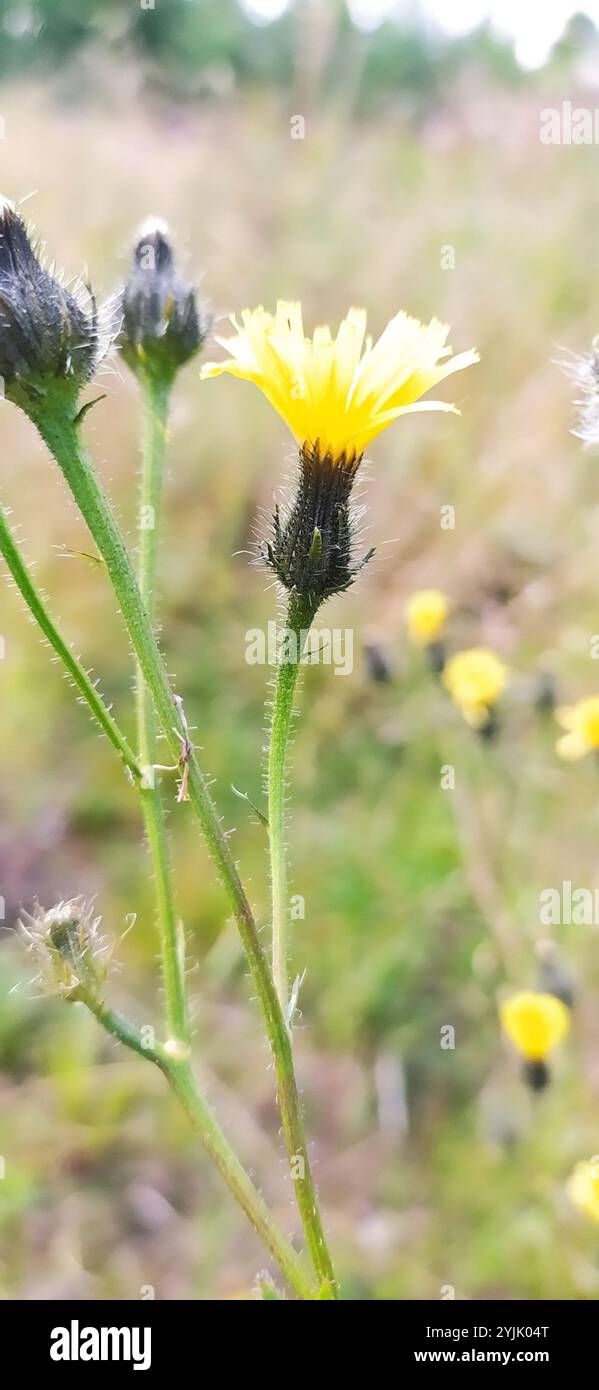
[0,0,590,107]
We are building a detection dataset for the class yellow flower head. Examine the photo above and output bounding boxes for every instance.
[556,697,599,761]
[201,302,478,463]
[567,1158,599,1224]
[405,589,449,646]
[500,991,571,1062]
[442,647,507,727]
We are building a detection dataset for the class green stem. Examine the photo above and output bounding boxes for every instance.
[136,375,188,1049]
[268,594,317,1016]
[23,390,338,1299]
[85,996,316,1300]
[0,501,143,783]
[266,594,339,1295]
[0,496,316,1301]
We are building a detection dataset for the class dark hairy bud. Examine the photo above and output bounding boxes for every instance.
[264,443,375,609]
[119,218,208,381]
[0,197,107,404]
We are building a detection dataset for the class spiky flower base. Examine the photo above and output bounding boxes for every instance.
[264,443,374,607]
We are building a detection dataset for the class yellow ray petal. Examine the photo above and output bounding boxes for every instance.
[200,302,478,462]
[556,731,588,761]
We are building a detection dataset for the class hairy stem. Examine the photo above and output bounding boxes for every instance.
[0,502,143,783]
[136,375,189,1048]
[268,594,317,1016]
[24,390,338,1299]
[0,497,313,1296]
[265,593,338,1292]
[85,996,316,1300]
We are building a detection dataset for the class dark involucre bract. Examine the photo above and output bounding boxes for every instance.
[0,197,110,397]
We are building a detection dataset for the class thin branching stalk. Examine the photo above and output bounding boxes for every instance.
[22,388,339,1298]
[0,495,318,1298]
[0,503,143,783]
[135,374,189,1049]
[82,996,317,1300]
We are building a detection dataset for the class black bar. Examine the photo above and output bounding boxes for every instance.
[0,1298,594,1374]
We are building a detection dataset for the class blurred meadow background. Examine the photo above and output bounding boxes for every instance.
[3,0,599,1300]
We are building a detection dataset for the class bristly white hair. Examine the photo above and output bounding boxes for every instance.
[18,896,110,1002]
[557,338,599,448]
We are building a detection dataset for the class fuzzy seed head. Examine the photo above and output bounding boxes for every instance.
[559,338,599,447]
[19,897,109,1004]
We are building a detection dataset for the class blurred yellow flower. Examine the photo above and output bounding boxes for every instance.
[201,301,478,463]
[500,991,570,1062]
[442,647,507,727]
[567,1159,599,1224]
[405,589,449,646]
[556,697,599,761]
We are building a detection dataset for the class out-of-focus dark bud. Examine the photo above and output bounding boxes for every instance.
[19,897,109,1006]
[536,941,576,1010]
[522,1059,549,1092]
[488,581,514,606]
[477,708,499,742]
[0,196,108,409]
[363,639,393,684]
[534,671,557,715]
[119,218,208,382]
[426,639,446,676]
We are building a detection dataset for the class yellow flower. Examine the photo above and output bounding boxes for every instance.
[442,647,507,727]
[556,697,599,761]
[201,302,478,463]
[500,991,571,1062]
[405,589,449,646]
[567,1158,599,1224]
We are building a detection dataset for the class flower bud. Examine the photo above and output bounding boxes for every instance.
[119,218,208,381]
[264,443,374,609]
[20,897,109,1005]
[0,197,108,407]
[363,638,393,684]
[521,1059,549,1092]
[534,671,557,715]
